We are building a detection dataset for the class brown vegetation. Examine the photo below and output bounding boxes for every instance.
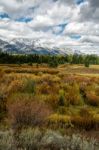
[0,64,99,133]
[8,101,52,129]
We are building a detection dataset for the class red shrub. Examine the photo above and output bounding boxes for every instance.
[8,101,52,129]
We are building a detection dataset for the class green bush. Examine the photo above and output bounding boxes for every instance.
[58,90,65,106]
[85,61,90,67]
[22,78,36,94]
[49,59,59,68]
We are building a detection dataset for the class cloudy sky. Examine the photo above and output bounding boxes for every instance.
[0,0,99,53]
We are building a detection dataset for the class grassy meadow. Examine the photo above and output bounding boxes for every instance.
[0,63,99,150]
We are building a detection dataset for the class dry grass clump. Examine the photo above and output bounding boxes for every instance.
[38,83,51,95]
[6,79,23,96]
[0,96,6,121]
[71,108,99,130]
[86,92,99,106]
[0,130,14,150]
[48,114,71,128]
[85,85,99,106]
[71,116,98,130]
[95,87,99,96]
[79,107,92,117]
[47,94,59,109]
[38,83,60,96]
[0,68,5,79]
[5,78,36,97]
[0,74,17,99]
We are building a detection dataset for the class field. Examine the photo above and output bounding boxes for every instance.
[0,64,99,150]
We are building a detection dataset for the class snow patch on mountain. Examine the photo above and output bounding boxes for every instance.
[0,37,99,55]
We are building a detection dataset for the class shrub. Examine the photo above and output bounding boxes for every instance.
[65,83,83,106]
[8,101,52,129]
[0,129,99,150]
[58,90,65,106]
[0,130,14,150]
[79,107,92,117]
[6,79,23,96]
[71,108,99,130]
[48,114,71,128]
[1,76,36,98]
[41,130,66,149]
[64,134,98,150]
[85,61,90,67]
[58,106,67,115]
[18,130,99,150]
[47,94,59,109]
[28,62,32,66]
[86,91,99,106]
[21,78,36,94]
[96,87,99,96]
[38,83,51,94]
[0,93,7,121]
[16,128,42,150]
[49,59,58,68]
[0,68,4,79]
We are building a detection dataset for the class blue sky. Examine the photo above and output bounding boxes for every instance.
[75,0,85,5]
[0,0,99,53]
[16,17,33,23]
[0,12,10,19]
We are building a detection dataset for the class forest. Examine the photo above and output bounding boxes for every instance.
[0,51,99,67]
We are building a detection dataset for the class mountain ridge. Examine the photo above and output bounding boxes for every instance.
[0,38,98,55]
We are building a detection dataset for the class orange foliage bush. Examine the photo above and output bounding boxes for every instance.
[86,91,99,106]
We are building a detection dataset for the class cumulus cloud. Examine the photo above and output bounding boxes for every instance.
[0,0,99,53]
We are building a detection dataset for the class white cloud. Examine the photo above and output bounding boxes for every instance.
[0,0,99,54]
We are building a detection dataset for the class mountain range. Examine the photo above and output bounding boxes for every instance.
[0,38,98,55]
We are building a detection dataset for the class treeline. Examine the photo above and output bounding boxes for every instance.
[0,51,99,66]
